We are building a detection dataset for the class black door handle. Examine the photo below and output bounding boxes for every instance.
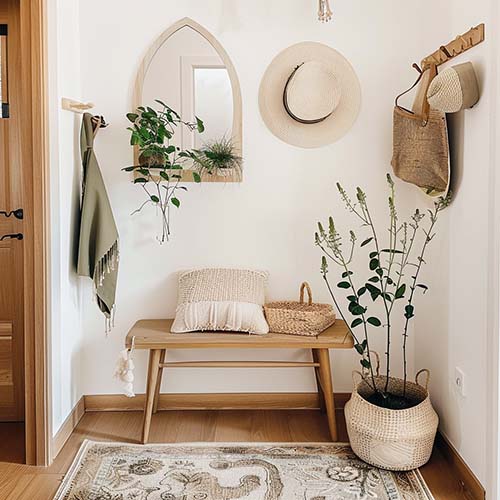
[0,208,23,220]
[0,233,23,241]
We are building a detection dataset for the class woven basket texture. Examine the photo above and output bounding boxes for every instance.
[345,373,439,471]
[264,282,335,336]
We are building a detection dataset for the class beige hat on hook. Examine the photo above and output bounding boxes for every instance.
[259,42,361,148]
[427,62,480,113]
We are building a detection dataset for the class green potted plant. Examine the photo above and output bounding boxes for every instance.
[123,100,204,243]
[191,137,243,181]
[315,174,450,471]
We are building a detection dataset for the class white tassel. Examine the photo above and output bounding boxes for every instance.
[114,337,135,397]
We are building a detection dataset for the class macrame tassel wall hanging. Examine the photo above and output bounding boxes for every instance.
[318,0,333,22]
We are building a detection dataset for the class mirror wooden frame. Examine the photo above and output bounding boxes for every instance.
[133,17,243,183]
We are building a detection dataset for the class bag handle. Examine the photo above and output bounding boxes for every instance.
[415,369,430,390]
[299,282,313,306]
[395,63,437,125]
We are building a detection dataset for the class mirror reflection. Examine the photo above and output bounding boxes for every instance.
[142,26,233,152]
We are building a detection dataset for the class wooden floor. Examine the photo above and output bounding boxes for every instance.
[0,409,465,499]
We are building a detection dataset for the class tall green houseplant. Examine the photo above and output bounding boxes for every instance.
[316,174,450,409]
[123,100,204,243]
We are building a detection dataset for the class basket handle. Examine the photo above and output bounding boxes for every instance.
[300,282,313,306]
[370,351,381,377]
[415,369,430,390]
[352,370,364,388]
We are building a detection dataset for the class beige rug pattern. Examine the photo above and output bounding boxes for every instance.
[54,441,434,500]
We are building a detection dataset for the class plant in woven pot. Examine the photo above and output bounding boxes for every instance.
[123,100,204,244]
[315,174,451,471]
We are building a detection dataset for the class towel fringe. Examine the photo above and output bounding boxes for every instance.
[92,239,119,334]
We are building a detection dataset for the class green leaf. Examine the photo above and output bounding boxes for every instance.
[417,284,429,293]
[395,284,406,299]
[196,116,205,133]
[192,172,202,183]
[405,304,415,319]
[342,271,353,278]
[126,112,138,123]
[367,317,382,326]
[171,197,180,208]
[122,166,136,172]
[166,146,176,154]
[354,343,365,355]
[133,177,148,184]
[160,171,170,181]
[351,318,363,329]
[376,268,384,277]
[369,251,378,259]
[154,98,167,108]
[365,283,381,295]
[381,248,404,254]
[349,303,366,316]
[360,359,371,369]
[337,281,350,289]
[369,258,379,270]
[368,276,379,283]
[361,237,373,247]
[347,295,358,302]
[357,287,366,296]
[150,195,159,203]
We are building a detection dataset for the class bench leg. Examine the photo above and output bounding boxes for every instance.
[153,349,166,414]
[312,349,326,413]
[142,349,162,444]
[317,348,338,441]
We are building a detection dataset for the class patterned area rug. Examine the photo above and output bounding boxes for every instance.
[54,441,434,500]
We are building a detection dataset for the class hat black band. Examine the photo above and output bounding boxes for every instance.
[283,63,333,124]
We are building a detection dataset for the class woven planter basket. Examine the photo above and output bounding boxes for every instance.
[264,282,336,336]
[345,366,439,471]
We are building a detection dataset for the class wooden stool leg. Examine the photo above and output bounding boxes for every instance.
[153,349,166,414]
[317,348,338,441]
[142,349,161,444]
[312,349,326,413]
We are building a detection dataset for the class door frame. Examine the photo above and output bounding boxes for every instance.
[18,0,50,466]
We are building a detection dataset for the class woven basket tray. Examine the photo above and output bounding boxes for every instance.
[264,282,336,337]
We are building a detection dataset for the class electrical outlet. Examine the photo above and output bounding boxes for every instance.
[454,367,466,397]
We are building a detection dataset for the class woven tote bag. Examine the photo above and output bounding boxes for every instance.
[391,64,450,196]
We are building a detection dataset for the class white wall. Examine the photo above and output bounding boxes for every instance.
[46,0,498,490]
[414,0,498,491]
[76,0,447,396]
[47,0,85,437]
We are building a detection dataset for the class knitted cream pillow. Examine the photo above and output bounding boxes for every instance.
[172,268,270,335]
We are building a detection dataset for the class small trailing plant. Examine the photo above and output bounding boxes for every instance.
[191,137,243,181]
[315,174,451,409]
[123,100,205,243]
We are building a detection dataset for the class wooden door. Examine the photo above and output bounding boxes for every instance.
[0,0,25,422]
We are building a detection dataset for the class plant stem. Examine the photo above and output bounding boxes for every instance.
[402,208,438,396]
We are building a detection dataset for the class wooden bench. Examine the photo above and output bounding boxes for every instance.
[125,319,353,444]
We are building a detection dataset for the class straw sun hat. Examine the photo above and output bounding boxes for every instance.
[259,42,361,148]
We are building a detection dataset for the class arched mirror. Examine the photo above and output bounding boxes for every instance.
[134,18,242,182]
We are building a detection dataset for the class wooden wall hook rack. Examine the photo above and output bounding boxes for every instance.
[61,97,95,113]
[421,23,485,70]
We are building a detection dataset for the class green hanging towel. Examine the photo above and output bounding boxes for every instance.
[77,113,119,330]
